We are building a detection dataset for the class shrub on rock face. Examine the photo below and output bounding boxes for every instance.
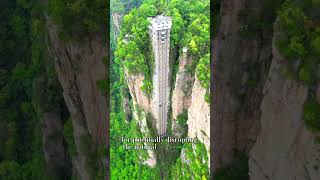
[196,54,210,90]
[298,66,314,85]
[196,53,210,103]
[177,110,188,126]
[141,79,153,97]
[303,99,320,132]
[311,36,320,56]
[277,1,320,135]
[48,0,108,38]
[0,161,22,180]
[213,153,249,180]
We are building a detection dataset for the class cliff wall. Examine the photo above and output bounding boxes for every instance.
[171,50,193,124]
[214,0,320,179]
[187,77,210,151]
[213,0,272,169]
[46,20,107,179]
[249,20,320,180]
[112,13,123,41]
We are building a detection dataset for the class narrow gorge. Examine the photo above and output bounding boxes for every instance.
[111,0,210,179]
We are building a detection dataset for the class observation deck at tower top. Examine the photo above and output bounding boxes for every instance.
[148,15,172,31]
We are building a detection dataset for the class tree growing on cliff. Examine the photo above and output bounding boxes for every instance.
[277,0,320,135]
[48,0,108,38]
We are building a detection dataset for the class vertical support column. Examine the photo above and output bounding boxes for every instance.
[148,15,172,136]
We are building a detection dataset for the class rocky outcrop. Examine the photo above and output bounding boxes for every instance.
[124,67,157,166]
[171,49,194,136]
[132,101,157,167]
[213,0,272,170]
[46,19,107,179]
[33,42,72,179]
[187,77,210,151]
[112,13,123,41]
[249,22,320,180]
[172,49,193,121]
[124,70,151,113]
[111,12,132,122]
[42,112,71,179]
[47,25,107,144]
[124,71,157,166]
[187,76,210,169]
[215,1,320,179]
[122,89,132,122]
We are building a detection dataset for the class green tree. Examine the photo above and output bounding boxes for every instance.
[303,99,320,132]
[48,0,108,39]
[168,8,185,45]
[0,161,22,180]
[171,141,209,180]
[196,54,210,89]
[111,0,125,13]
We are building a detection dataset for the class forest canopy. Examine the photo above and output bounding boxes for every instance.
[114,0,210,98]
[48,0,108,39]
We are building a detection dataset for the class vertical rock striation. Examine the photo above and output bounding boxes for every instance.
[187,76,210,162]
[187,77,210,150]
[249,21,320,180]
[213,0,272,170]
[111,13,123,41]
[42,112,71,179]
[123,70,157,166]
[124,69,151,112]
[171,49,193,121]
[46,20,107,179]
[123,66,156,166]
[215,1,320,179]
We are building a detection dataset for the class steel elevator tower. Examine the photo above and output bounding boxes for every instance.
[148,15,172,136]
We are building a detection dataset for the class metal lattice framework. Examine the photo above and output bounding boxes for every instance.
[149,15,172,136]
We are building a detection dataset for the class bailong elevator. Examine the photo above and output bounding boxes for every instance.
[148,15,172,136]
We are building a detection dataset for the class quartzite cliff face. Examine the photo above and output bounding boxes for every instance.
[172,49,210,159]
[187,76,210,151]
[214,0,320,179]
[171,50,193,132]
[213,0,271,170]
[123,68,157,167]
[112,13,123,40]
[46,20,108,179]
[249,20,320,180]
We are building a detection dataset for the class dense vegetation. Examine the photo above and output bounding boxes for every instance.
[176,110,188,137]
[276,0,320,133]
[196,53,210,103]
[111,26,158,179]
[171,141,209,180]
[114,1,157,97]
[213,153,249,180]
[111,0,143,14]
[238,0,285,38]
[111,1,157,179]
[114,0,210,98]
[110,111,158,179]
[48,0,108,39]
[0,1,62,179]
[1,0,108,179]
